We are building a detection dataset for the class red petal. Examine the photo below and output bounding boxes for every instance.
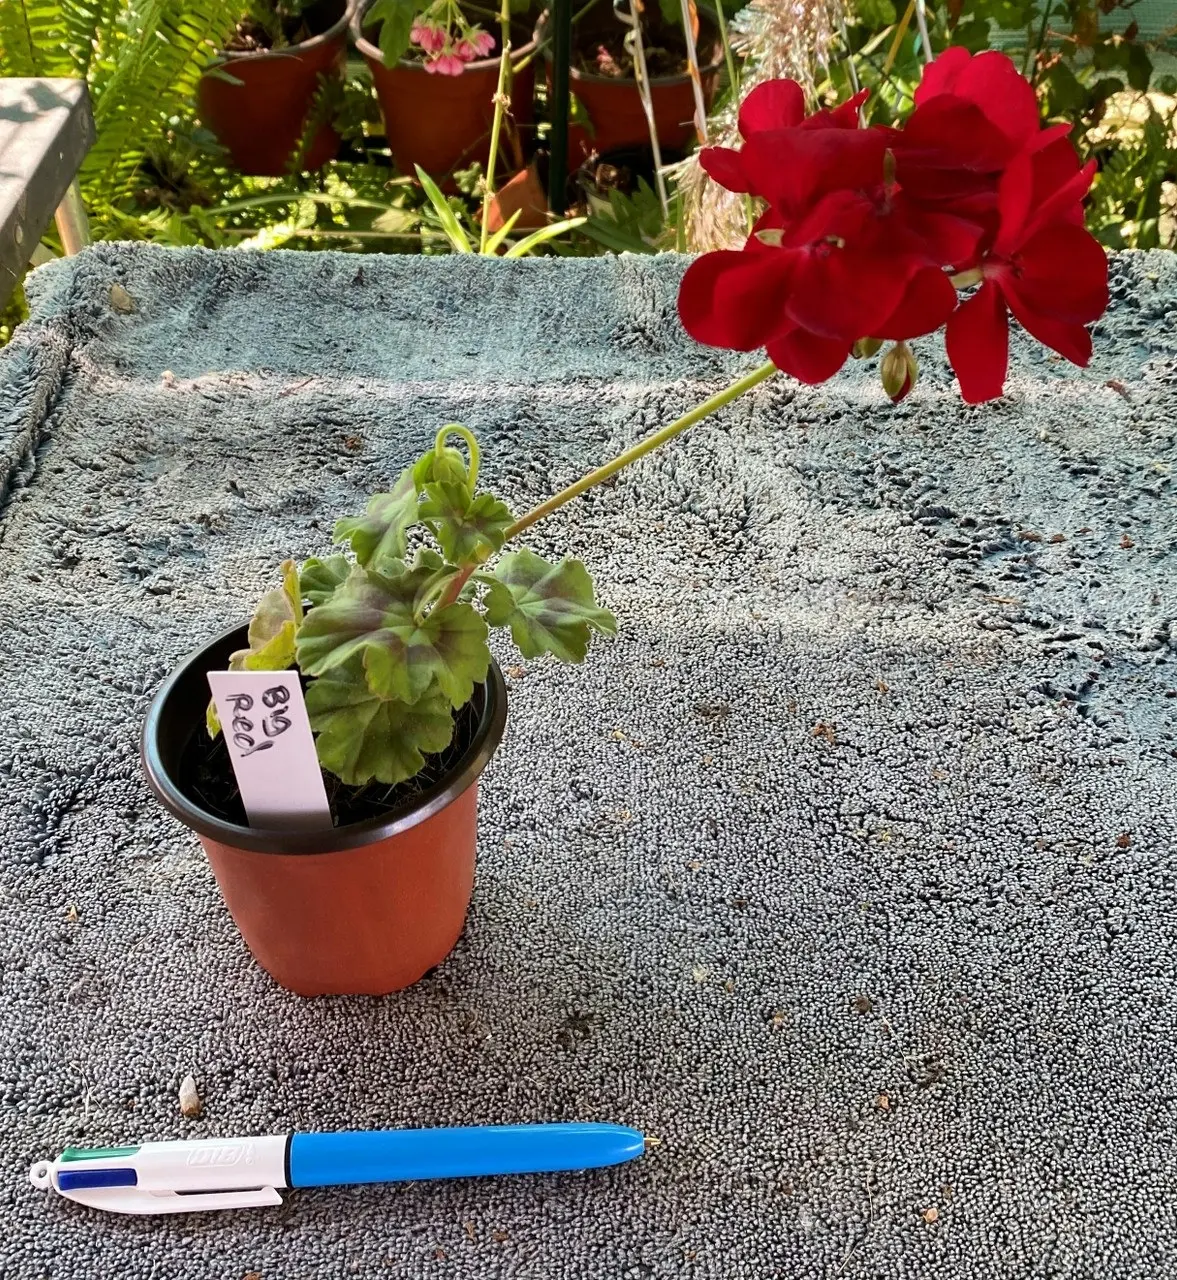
[786,246,912,341]
[765,327,850,384]
[803,88,871,131]
[996,142,1093,252]
[740,129,888,217]
[874,267,958,340]
[952,51,1040,148]
[1005,289,1093,365]
[898,97,1012,179]
[1006,222,1109,324]
[894,198,986,269]
[946,281,1009,404]
[779,190,912,341]
[914,46,970,105]
[1022,160,1097,243]
[738,80,805,137]
[677,249,796,351]
[699,146,752,194]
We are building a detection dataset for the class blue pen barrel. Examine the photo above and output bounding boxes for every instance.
[288,1124,644,1188]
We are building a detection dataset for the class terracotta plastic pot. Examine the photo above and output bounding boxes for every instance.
[352,0,537,181]
[537,14,724,172]
[197,0,351,177]
[142,624,507,997]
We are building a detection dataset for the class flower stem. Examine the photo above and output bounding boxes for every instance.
[504,360,778,540]
[478,0,513,254]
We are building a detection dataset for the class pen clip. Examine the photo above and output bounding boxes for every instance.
[31,1162,282,1215]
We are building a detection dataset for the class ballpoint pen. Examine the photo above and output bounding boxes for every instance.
[29,1122,646,1215]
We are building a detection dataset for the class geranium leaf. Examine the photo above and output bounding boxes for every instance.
[300,554,352,605]
[296,567,490,708]
[208,562,300,736]
[419,481,514,564]
[306,661,455,787]
[413,444,469,490]
[484,549,616,663]
[333,468,419,570]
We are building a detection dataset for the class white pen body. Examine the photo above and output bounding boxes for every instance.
[29,1135,289,1214]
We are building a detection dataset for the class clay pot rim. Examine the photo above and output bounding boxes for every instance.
[211,0,354,63]
[141,622,507,856]
[532,11,724,87]
[352,0,538,72]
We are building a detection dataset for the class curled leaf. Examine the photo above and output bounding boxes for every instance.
[413,444,469,490]
[306,660,456,786]
[301,554,352,605]
[207,560,301,736]
[484,548,616,663]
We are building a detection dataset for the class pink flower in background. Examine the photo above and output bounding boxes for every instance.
[455,40,476,62]
[410,22,446,54]
[425,52,466,76]
[471,30,495,57]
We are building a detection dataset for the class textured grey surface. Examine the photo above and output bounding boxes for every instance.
[1,242,1176,1278]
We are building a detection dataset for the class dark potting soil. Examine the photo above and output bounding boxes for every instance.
[179,695,481,830]
[222,0,342,51]
[572,27,690,79]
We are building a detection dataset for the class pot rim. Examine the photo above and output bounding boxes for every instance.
[532,11,724,86]
[141,622,507,855]
[212,0,354,62]
[352,0,538,72]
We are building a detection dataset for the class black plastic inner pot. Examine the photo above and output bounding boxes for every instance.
[141,624,507,855]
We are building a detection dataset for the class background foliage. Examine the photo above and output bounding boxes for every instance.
[0,0,1173,344]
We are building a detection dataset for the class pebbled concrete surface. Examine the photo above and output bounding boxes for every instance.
[0,243,1175,1278]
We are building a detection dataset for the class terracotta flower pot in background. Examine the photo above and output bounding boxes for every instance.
[536,13,723,173]
[352,0,537,182]
[142,624,507,997]
[197,0,352,177]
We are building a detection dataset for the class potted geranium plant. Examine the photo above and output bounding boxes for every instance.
[198,0,353,175]
[352,0,539,181]
[143,47,1108,997]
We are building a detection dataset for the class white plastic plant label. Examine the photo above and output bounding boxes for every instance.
[206,670,332,831]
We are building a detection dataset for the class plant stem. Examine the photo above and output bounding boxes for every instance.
[714,0,740,101]
[479,0,514,253]
[504,360,778,540]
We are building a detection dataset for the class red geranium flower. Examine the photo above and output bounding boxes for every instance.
[677,49,1109,404]
[946,136,1108,403]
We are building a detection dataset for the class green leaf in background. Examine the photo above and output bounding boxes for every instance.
[1125,43,1153,94]
[419,483,514,565]
[855,0,896,26]
[1045,61,1085,116]
[305,660,455,786]
[951,18,991,52]
[333,468,419,570]
[484,548,616,663]
[415,165,474,253]
[296,568,490,707]
[300,554,352,605]
[368,0,417,66]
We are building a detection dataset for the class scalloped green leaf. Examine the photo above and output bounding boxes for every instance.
[306,660,456,786]
[419,481,514,565]
[484,549,616,663]
[333,468,419,570]
[296,567,490,708]
[300,554,352,606]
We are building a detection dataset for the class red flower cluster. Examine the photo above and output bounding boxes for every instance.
[678,49,1109,404]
